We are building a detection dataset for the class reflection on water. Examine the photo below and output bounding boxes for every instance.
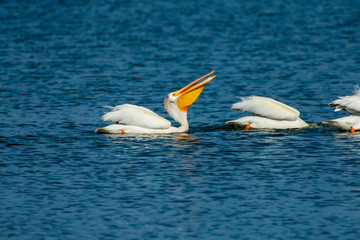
[105,132,198,147]
[331,131,360,155]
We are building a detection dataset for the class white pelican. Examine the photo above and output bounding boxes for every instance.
[95,71,216,134]
[323,87,360,133]
[226,96,308,129]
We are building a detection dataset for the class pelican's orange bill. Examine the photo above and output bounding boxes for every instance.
[178,70,215,95]
[176,71,216,112]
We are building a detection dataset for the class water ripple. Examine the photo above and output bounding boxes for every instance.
[1,0,360,239]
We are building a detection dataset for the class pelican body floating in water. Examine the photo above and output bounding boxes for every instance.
[323,87,360,133]
[226,96,308,129]
[96,71,215,134]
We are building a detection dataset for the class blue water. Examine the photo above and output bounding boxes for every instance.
[1,0,360,239]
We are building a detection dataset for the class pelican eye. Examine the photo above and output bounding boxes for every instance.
[172,93,177,97]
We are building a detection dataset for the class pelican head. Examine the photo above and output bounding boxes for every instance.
[164,71,216,130]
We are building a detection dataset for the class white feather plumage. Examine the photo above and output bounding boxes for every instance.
[323,115,360,131]
[328,88,360,115]
[323,86,360,131]
[102,104,171,129]
[232,96,300,121]
[227,96,308,129]
[227,116,308,129]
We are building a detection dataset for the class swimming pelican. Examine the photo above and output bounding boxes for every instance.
[95,71,216,134]
[226,96,308,129]
[323,87,360,133]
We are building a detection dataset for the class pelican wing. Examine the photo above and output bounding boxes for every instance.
[102,104,171,129]
[232,96,300,121]
[329,95,360,115]
[323,115,360,130]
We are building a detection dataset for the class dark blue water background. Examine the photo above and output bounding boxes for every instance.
[1,0,360,239]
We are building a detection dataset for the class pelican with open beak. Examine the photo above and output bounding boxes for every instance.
[96,71,216,134]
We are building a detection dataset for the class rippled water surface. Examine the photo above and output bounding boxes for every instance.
[1,0,360,239]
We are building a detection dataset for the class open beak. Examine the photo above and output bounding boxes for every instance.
[175,71,216,112]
